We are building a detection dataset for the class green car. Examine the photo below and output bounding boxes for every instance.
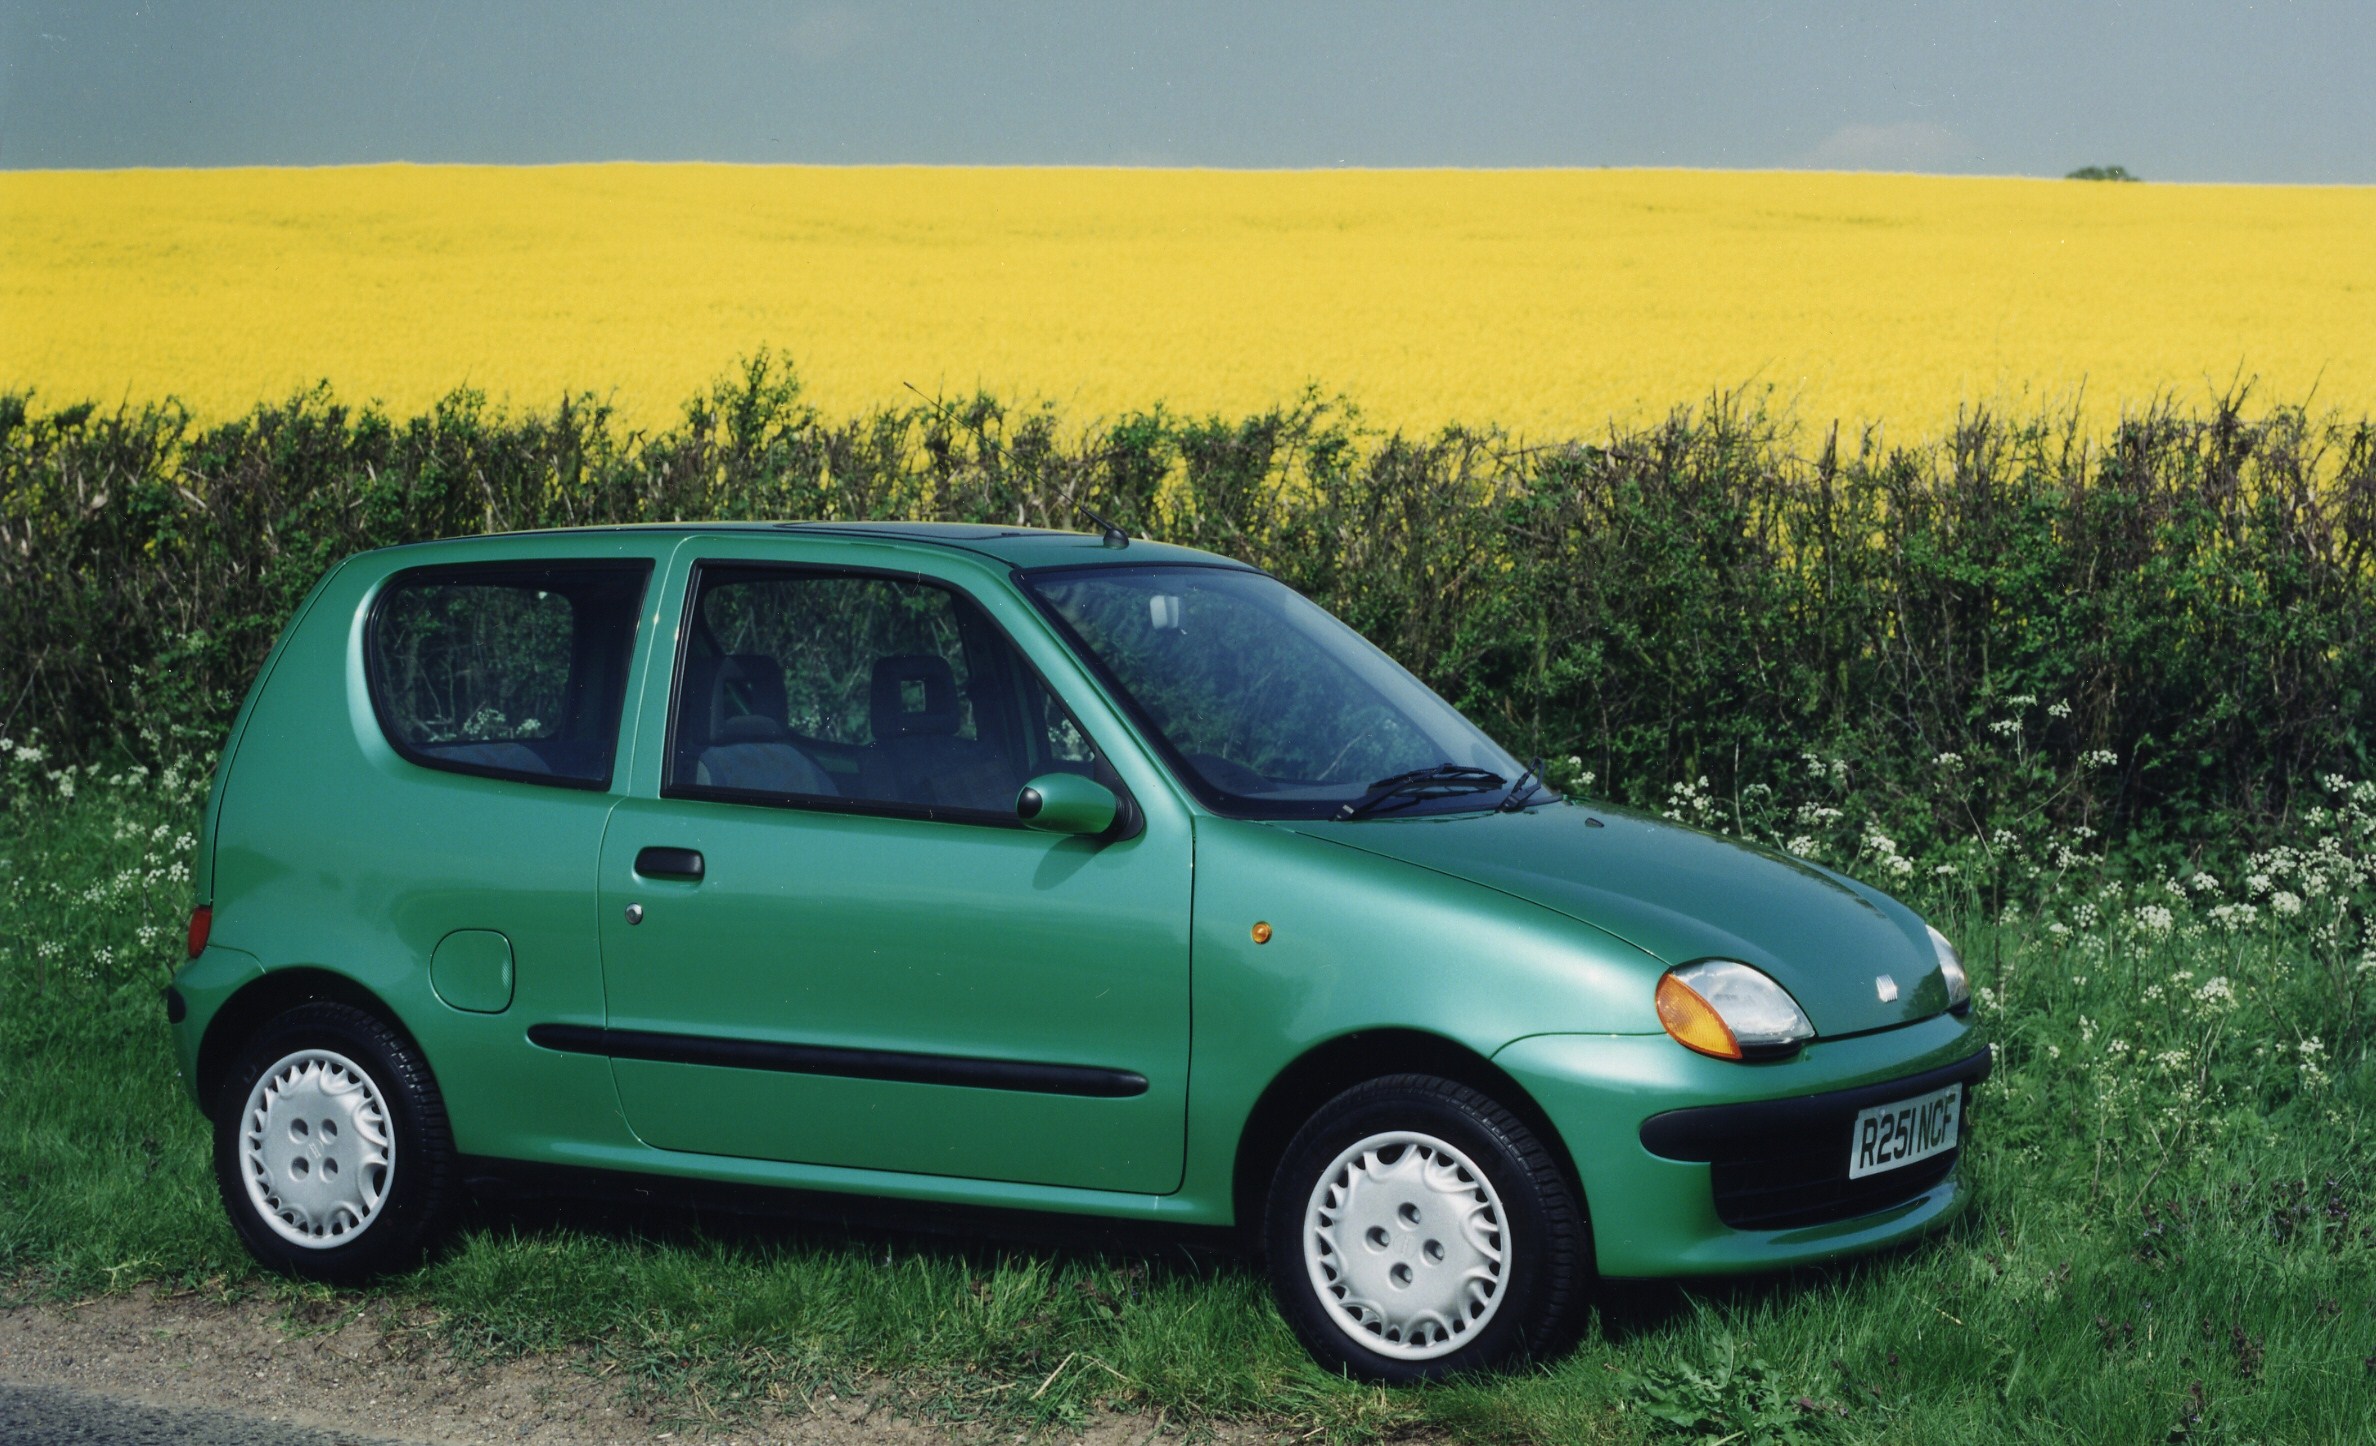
[168,521,1987,1381]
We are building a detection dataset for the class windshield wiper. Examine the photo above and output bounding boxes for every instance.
[1498,755,1547,812]
[1337,763,1507,821]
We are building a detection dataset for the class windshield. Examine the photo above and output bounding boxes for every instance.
[1023,564,1523,820]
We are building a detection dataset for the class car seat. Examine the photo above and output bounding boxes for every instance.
[684,652,836,796]
[868,654,1008,810]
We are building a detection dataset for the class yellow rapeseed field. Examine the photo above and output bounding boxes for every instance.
[3,164,2371,437]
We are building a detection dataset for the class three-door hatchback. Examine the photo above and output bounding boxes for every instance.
[169,521,1988,1380]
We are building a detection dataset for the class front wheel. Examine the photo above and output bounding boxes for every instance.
[211,1001,457,1282]
[1263,1074,1588,1381]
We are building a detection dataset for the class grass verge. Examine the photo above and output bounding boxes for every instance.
[4,773,2371,1444]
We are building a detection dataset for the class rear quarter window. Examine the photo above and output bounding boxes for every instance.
[365,560,652,788]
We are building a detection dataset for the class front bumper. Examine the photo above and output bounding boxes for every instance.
[1495,1013,1988,1277]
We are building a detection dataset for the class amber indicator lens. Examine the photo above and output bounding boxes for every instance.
[1655,972,1741,1060]
[1251,921,1273,944]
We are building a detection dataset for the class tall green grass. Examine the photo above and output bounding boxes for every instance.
[4,752,2368,1444]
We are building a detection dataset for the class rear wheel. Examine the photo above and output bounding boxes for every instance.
[1263,1074,1587,1381]
[211,1001,456,1282]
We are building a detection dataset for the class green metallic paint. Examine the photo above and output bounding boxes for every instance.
[170,944,265,1103]
[1166,814,1671,1220]
[595,794,1191,1191]
[429,930,516,1014]
[1283,801,1954,1035]
[1016,771,1119,835]
[193,563,348,909]
[167,521,1993,1276]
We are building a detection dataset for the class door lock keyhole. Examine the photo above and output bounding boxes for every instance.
[624,902,644,926]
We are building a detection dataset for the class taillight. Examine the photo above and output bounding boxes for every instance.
[186,905,213,959]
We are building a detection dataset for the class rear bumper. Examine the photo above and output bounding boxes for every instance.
[1495,1014,1988,1277]
[165,943,265,1110]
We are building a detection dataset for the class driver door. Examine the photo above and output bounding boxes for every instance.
[592,554,1192,1194]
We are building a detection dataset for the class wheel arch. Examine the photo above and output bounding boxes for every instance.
[195,967,426,1119]
[1230,1028,1588,1238]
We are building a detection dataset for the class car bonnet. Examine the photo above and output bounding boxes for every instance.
[1273,801,1952,1037]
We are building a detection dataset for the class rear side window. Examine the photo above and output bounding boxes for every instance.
[366,561,652,789]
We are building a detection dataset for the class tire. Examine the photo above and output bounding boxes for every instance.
[1263,1074,1588,1382]
[211,1001,457,1282]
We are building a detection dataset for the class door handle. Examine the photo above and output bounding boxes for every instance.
[635,847,705,882]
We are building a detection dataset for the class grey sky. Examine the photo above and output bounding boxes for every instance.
[3,1,2370,182]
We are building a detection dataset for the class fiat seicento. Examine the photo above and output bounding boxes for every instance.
[168,521,1988,1380]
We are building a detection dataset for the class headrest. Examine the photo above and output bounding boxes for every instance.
[870,654,961,740]
[708,653,788,738]
[711,713,788,744]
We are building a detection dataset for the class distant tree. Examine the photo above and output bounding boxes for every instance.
[2066,165,2141,181]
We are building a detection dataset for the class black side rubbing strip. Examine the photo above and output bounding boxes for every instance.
[527,1024,1148,1099]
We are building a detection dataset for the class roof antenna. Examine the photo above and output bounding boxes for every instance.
[1077,502,1130,549]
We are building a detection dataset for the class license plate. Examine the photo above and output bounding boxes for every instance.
[1846,1083,1963,1179]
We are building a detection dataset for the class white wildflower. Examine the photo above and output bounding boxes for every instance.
[2298,1037,2330,1089]
[2207,902,2260,932]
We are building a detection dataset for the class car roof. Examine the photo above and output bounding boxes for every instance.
[375,520,1252,573]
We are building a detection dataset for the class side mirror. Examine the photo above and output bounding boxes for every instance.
[1016,772,1118,836]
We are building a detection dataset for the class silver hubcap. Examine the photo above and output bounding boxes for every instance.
[239,1049,394,1249]
[1303,1130,1510,1360]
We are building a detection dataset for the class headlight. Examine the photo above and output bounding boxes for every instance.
[1655,960,1814,1061]
[1928,924,1973,1015]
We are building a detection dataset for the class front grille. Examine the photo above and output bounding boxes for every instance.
[1709,1145,1958,1230]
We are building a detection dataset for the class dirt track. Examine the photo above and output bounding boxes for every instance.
[0,1289,1200,1445]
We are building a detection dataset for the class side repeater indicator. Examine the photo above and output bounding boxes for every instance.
[1251,921,1273,944]
[1875,974,1899,1003]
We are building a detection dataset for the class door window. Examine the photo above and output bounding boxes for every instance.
[366,561,651,788]
[667,567,1102,821]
